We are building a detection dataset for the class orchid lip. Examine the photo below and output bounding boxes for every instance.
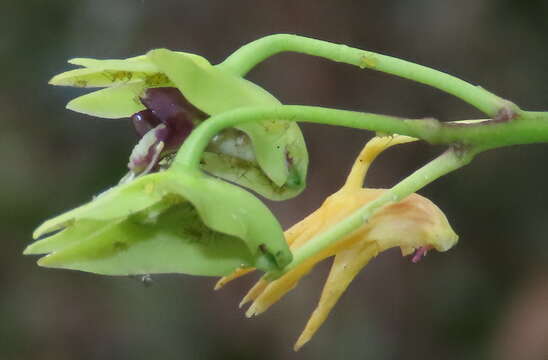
[127,87,205,177]
[131,109,161,137]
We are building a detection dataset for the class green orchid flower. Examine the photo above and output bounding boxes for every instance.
[49,49,308,200]
[25,167,292,276]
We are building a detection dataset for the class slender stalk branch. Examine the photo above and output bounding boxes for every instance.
[279,147,476,276]
[172,105,548,172]
[218,34,513,117]
[173,106,424,170]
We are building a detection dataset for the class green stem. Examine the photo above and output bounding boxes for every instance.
[174,106,422,170]
[173,105,548,171]
[281,147,476,275]
[218,34,512,117]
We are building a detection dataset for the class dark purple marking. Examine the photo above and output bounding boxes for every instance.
[128,87,208,175]
[138,87,207,150]
[144,88,207,149]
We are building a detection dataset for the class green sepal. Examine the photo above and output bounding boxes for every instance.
[169,169,291,268]
[26,220,104,255]
[33,204,267,276]
[27,169,292,276]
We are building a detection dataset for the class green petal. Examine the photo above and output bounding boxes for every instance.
[66,82,146,119]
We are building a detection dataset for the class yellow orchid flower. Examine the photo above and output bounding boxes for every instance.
[215,135,459,351]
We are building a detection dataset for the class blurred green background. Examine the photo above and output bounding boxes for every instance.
[2,1,548,359]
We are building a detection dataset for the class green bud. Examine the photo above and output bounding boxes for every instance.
[25,169,292,276]
[49,49,308,200]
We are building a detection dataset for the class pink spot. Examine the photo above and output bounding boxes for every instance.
[411,246,433,263]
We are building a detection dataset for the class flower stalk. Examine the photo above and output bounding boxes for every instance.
[174,105,548,174]
[219,34,514,117]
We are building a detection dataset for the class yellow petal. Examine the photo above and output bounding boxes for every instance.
[245,259,317,317]
[239,191,380,317]
[240,278,269,308]
[294,241,379,351]
[213,267,255,290]
[284,210,322,247]
[342,135,417,191]
[364,192,458,253]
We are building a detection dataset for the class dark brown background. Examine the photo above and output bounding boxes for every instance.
[2,1,548,359]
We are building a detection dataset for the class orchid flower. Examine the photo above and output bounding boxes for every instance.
[49,49,308,200]
[216,135,459,350]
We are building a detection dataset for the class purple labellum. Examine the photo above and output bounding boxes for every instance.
[136,87,207,150]
[131,109,161,137]
[127,87,208,177]
[163,118,193,151]
[140,88,198,128]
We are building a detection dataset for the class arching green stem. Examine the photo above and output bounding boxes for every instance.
[173,105,548,172]
[218,34,514,117]
[173,106,428,170]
